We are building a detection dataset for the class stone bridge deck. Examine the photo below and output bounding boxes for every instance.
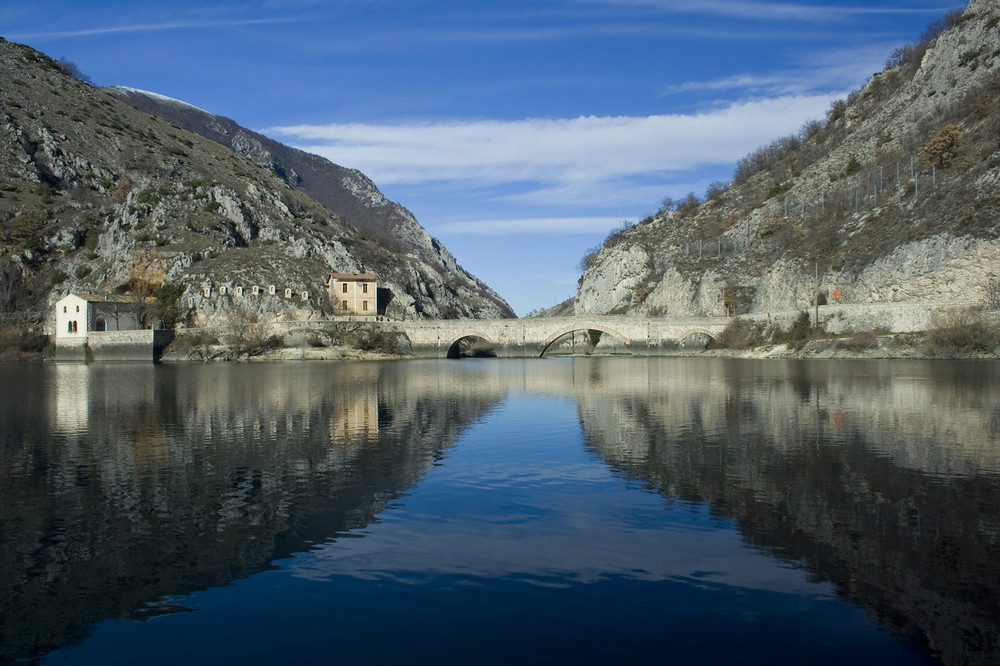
[383,316,731,358]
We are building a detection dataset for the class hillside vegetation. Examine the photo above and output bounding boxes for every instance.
[0,38,513,335]
[576,0,1000,320]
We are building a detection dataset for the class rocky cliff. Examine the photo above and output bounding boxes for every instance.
[0,39,514,328]
[576,0,1000,319]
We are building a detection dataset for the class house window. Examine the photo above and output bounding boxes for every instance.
[362,283,368,294]
[75,305,80,312]
[63,306,67,313]
[341,300,348,310]
[342,283,348,293]
[362,301,368,311]
[67,321,73,333]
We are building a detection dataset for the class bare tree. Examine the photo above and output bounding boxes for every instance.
[57,57,93,85]
[985,277,1000,311]
[126,250,164,328]
[222,299,279,358]
[0,261,25,321]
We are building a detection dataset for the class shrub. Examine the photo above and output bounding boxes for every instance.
[826,99,847,125]
[844,155,862,175]
[0,324,48,358]
[675,192,701,217]
[577,245,601,273]
[985,278,1000,311]
[705,181,726,202]
[769,311,817,350]
[305,333,327,348]
[222,301,280,358]
[920,124,963,168]
[355,329,403,354]
[765,181,793,200]
[710,317,766,349]
[835,331,879,350]
[886,44,915,70]
[788,310,813,340]
[167,329,220,359]
[799,118,824,141]
[156,283,187,328]
[924,307,1000,355]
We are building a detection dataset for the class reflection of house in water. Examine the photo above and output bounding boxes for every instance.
[53,363,90,435]
[331,391,379,444]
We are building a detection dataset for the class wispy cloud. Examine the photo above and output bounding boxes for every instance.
[432,217,618,236]
[11,16,304,40]
[661,41,895,99]
[586,0,955,22]
[267,93,835,193]
[662,73,802,96]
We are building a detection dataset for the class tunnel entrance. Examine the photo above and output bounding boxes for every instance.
[447,335,497,359]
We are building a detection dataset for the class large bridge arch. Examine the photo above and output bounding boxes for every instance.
[538,323,631,357]
[445,331,499,358]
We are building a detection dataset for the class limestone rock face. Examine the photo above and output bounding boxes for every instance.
[575,1,1000,319]
[0,40,513,326]
[576,244,649,315]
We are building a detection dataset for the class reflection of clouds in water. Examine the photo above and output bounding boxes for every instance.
[289,505,832,599]
[287,394,833,601]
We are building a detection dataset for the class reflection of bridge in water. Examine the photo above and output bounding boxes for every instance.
[382,316,731,358]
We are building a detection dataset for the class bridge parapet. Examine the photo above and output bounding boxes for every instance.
[383,316,731,358]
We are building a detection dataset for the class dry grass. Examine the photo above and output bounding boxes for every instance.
[923,307,1000,356]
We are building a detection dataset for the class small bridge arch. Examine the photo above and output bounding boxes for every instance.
[675,328,718,349]
[539,322,630,357]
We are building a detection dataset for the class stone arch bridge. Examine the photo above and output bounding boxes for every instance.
[382,316,731,358]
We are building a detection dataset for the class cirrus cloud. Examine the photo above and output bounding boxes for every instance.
[265,92,836,205]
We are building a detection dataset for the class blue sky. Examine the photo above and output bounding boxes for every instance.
[4,1,961,315]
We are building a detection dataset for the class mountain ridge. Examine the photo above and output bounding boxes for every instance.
[0,38,514,330]
[574,0,1000,321]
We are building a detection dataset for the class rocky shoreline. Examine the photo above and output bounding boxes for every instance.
[157,332,995,362]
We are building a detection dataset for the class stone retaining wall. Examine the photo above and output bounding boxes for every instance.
[742,301,981,334]
[55,330,175,362]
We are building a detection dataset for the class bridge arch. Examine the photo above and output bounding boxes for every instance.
[675,329,718,349]
[538,323,630,357]
[446,332,498,358]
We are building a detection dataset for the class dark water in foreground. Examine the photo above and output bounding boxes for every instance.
[1,358,998,665]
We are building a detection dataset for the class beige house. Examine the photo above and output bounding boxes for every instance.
[326,273,377,315]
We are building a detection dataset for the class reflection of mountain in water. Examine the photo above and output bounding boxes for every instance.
[3,358,999,664]
[0,362,505,661]
[574,358,1000,665]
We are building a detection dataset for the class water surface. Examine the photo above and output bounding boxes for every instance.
[1,358,997,664]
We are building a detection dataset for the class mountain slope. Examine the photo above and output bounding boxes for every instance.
[576,0,1000,318]
[105,86,470,279]
[0,39,514,327]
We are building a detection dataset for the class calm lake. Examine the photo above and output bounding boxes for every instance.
[1,358,998,665]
